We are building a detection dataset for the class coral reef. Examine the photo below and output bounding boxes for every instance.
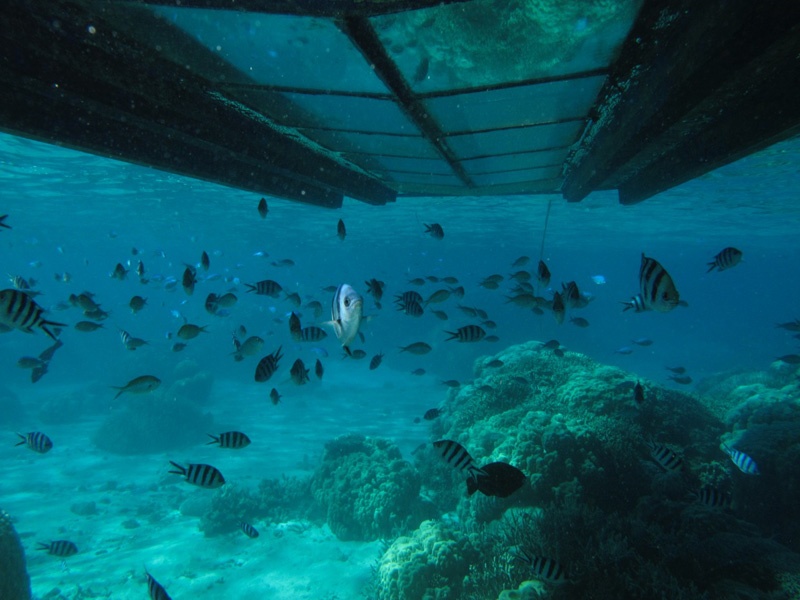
[311,434,430,541]
[0,509,31,600]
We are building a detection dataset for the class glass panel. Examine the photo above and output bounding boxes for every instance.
[371,0,643,92]
[151,7,387,93]
[300,130,439,157]
[425,76,606,133]
[447,121,584,158]
[471,166,562,186]
[461,148,567,174]
[278,93,417,133]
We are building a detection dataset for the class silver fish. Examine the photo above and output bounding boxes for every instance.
[329,283,364,351]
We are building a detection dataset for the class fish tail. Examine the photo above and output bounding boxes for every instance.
[111,387,124,400]
[620,301,633,312]
[168,460,186,475]
[466,478,478,496]
[444,330,458,341]
[244,284,255,293]
[206,434,219,445]
[14,433,26,446]
[40,319,66,341]
[36,542,50,551]
[706,262,717,273]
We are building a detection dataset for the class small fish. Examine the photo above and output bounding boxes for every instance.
[551,291,565,324]
[775,319,800,332]
[721,444,759,475]
[0,289,65,340]
[136,260,145,278]
[441,276,458,285]
[666,366,686,374]
[423,223,444,240]
[300,326,328,342]
[168,461,225,488]
[647,440,683,472]
[623,254,680,313]
[399,342,432,355]
[129,295,147,314]
[205,293,220,315]
[207,431,251,449]
[479,278,500,290]
[398,298,424,317]
[177,324,207,340]
[484,335,500,343]
[615,346,633,355]
[510,376,529,385]
[590,275,606,285]
[441,379,460,388]
[424,289,451,305]
[0,214,11,230]
[337,219,346,241]
[396,290,424,305]
[449,285,465,298]
[695,486,731,509]
[468,462,525,498]
[255,347,283,382]
[432,310,448,321]
[310,347,328,358]
[269,388,282,405]
[217,292,238,308]
[272,258,295,268]
[239,336,264,356]
[38,339,63,362]
[707,247,742,272]
[284,291,302,307]
[423,408,441,420]
[182,266,196,295]
[518,551,568,584]
[411,368,426,376]
[512,256,530,267]
[17,356,45,369]
[631,337,653,346]
[111,263,128,280]
[569,316,589,328]
[31,363,48,383]
[408,277,426,286]
[485,359,504,368]
[289,312,302,340]
[145,569,173,600]
[240,522,260,539]
[668,374,692,385]
[328,283,365,352]
[315,358,324,380]
[290,358,310,385]
[537,260,551,287]
[369,352,384,370]
[37,540,78,557]
[433,440,486,480]
[305,300,324,318]
[200,251,210,271]
[633,381,645,406]
[112,375,161,399]
[171,342,187,352]
[257,197,268,219]
[445,325,486,343]
[541,339,560,350]
[16,431,53,453]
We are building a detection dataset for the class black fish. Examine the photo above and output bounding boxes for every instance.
[245,279,282,297]
[112,262,128,280]
[255,346,283,382]
[398,298,424,317]
[136,260,145,279]
[315,358,324,380]
[423,408,441,420]
[289,312,302,340]
[633,381,645,406]
[369,352,384,370]
[365,278,385,303]
[200,251,210,271]
[395,290,423,306]
[467,462,526,498]
[182,266,196,296]
[290,358,309,385]
[551,291,565,324]
[423,223,444,240]
[668,374,692,385]
[445,324,486,342]
[537,260,551,287]
[269,388,282,405]
[38,339,63,363]
[16,431,53,453]
[145,569,173,600]
[31,363,48,383]
[707,247,742,272]
[257,197,268,219]
[666,365,686,374]
[37,540,78,557]
[205,293,220,315]
[168,461,225,488]
[207,431,251,449]
[337,219,346,241]
[240,521,259,539]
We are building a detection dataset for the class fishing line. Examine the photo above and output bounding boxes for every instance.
[538,196,553,264]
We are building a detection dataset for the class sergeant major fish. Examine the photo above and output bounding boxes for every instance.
[0,289,65,341]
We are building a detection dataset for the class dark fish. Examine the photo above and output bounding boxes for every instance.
[205,293,220,315]
[542,339,560,350]
[258,197,268,219]
[145,569,173,600]
[284,292,302,307]
[423,408,441,420]
[647,441,683,472]
[432,310,448,321]
[510,376,528,385]
[16,431,53,453]
[240,522,260,539]
[136,260,145,279]
[399,342,432,355]
[569,316,589,328]
[695,486,731,509]
[269,388,282,405]
[182,266,196,295]
[480,278,500,290]
[315,358,324,380]
[239,336,264,356]
[518,551,568,584]
[776,354,800,364]
[207,431,251,449]
[441,276,459,285]
[344,348,367,359]
[31,362,48,383]
[200,251,210,271]
[445,324,486,342]
[433,440,486,480]
[300,326,328,342]
[537,260,551,287]
[289,312,302,340]
[408,278,426,286]
[129,295,147,314]
[217,292,237,308]
[485,359,504,368]
[168,461,225,488]
[668,374,692,385]
[172,342,187,352]
[397,298,424,317]
[0,289,65,340]
[305,300,324,319]
[255,347,283,382]
[631,337,653,346]
[412,56,429,83]
[272,259,295,268]
[411,368,426,376]
[112,263,128,280]
[561,281,581,308]
[290,358,310,385]
[512,256,530,267]
[666,366,686,374]
[775,319,800,332]
[707,247,742,272]
[365,279,385,303]
[395,290,423,306]
[37,540,78,557]
[424,289,451,305]
[467,462,526,498]
[721,444,759,475]
[423,223,444,240]
[38,339,63,363]
[17,356,45,369]
[245,279,282,297]
[551,291,565,324]
[484,335,500,343]
[0,214,10,229]
[337,219,346,241]
[441,379,460,388]
[633,381,644,406]
[614,346,633,355]
[177,324,207,340]
[476,384,494,393]
[623,254,680,313]
[369,352,384,370]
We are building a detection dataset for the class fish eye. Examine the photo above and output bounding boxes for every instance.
[344,298,350,307]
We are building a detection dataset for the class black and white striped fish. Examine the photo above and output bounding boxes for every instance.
[168,461,226,488]
[37,540,78,557]
[207,431,251,449]
[0,289,65,341]
[369,352,384,370]
[433,440,487,480]
[444,324,486,342]
[299,326,328,342]
[624,254,680,313]
[721,444,759,475]
[255,346,283,382]
[245,279,282,298]
[16,431,53,453]
[695,486,731,509]
[397,298,424,317]
[647,440,683,472]
[395,291,423,306]
[145,569,173,600]
[518,551,568,584]
[240,521,260,538]
[707,247,742,273]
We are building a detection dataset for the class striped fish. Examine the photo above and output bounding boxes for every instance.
[518,551,568,584]
[433,440,487,480]
[16,431,53,453]
[369,352,384,370]
[245,279,282,298]
[695,486,731,509]
[37,540,78,557]
[290,358,310,385]
[444,324,486,342]
[145,569,173,600]
[621,294,647,313]
[397,299,424,317]
[638,254,680,313]
[707,247,742,273]
[255,346,283,382]
[0,289,65,341]
[395,291,423,306]
[647,440,683,472]
[721,444,759,475]
[300,326,328,342]
[240,521,260,538]
[207,431,251,449]
[168,461,226,488]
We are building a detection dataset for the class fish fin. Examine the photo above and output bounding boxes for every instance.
[36,542,50,551]
[167,460,186,475]
[343,346,353,358]
[466,478,478,496]
[206,434,219,445]
[111,387,124,400]
[706,262,718,273]
[14,433,26,446]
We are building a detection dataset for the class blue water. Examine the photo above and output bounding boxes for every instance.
[2,130,800,599]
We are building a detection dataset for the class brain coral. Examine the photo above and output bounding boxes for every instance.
[0,509,31,600]
[311,434,427,541]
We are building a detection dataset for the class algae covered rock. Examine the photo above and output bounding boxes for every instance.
[311,434,427,541]
[0,509,31,600]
